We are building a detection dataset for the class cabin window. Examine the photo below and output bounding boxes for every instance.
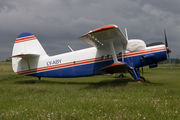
[101,56,105,60]
[119,52,122,56]
[146,42,164,47]
[107,54,111,59]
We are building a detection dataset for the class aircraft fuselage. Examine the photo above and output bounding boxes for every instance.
[15,44,167,78]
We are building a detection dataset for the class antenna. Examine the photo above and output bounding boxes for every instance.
[68,45,74,52]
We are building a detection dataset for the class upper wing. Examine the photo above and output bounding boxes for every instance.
[79,24,128,49]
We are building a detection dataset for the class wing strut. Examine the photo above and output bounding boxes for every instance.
[123,28,128,63]
[122,44,124,62]
[125,28,128,40]
[109,40,119,63]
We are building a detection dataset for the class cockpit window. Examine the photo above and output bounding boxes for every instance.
[146,42,164,47]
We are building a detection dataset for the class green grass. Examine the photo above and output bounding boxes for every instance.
[0,62,180,119]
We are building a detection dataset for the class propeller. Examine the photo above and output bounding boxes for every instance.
[164,29,173,72]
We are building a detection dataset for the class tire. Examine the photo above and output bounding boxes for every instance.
[135,78,145,83]
[140,76,146,81]
[119,74,124,78]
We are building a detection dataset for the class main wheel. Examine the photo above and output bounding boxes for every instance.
[140,76,146,81]
[135,78,145,83]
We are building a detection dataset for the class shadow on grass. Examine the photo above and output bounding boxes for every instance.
[84,78,134,89]
[14,77,134,86]
[14,80,37,84]
[14,78,164,89]
[143,80,164,86]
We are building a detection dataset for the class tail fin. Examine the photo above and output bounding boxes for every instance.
[12,32,47,74]
[12,32,47,57]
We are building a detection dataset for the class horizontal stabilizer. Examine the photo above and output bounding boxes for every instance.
[12,53,40,58]
[99,62,130,74]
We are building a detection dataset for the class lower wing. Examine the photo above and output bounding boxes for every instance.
[98,62,130,74]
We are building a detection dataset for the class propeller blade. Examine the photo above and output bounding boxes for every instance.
[164,29,173,72]
[167,54,173,72]
[164,29,168,48]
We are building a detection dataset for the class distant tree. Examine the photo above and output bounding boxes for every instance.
[175,58,180,65]
[158,58,175,64]
[158,60,167,64]
[5,58,12,62]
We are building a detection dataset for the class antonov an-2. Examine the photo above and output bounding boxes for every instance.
[12,24,172,82]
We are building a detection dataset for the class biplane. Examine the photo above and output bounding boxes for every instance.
[12,24,172,82]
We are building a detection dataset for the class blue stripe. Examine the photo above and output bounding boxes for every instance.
[17,32,33,38]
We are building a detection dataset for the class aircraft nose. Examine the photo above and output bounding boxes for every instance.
[167,48,172,54]
[169,49,172,53]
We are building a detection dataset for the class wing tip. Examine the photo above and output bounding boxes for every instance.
[88,24,118,34]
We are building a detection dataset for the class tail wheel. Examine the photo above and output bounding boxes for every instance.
[119,74,124,78]
[135,78,145,83]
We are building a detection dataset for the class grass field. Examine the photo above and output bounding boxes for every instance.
[0,62,180,120]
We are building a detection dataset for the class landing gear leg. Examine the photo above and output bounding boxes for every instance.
[128,67,145,83]
[38,77,41,82]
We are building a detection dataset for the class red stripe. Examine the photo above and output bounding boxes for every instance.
[16,46,166,75]
[16,57,102,75]
[12,54,24,57]
[88,25,116,34]
[117,46,166,58]
[15,36,37,43]
[102,62,124,70]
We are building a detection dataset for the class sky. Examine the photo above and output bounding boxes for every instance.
[0,0,180,61]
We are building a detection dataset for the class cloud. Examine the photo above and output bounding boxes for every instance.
[0,0,179,61]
